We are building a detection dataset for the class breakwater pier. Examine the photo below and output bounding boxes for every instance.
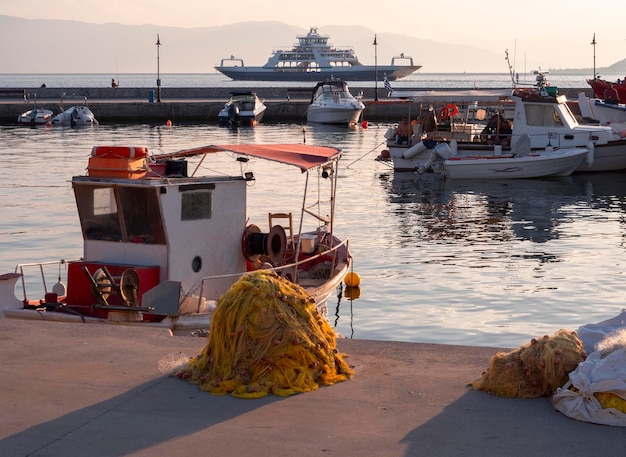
[0,86,593,124]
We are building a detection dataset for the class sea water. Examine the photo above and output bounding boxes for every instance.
[1,73,625,348]
[0,71,622,90]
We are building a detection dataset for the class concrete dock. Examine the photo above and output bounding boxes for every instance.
[0,318,623,456]
[0,86,593,124]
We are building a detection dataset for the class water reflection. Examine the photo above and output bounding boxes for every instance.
[2,121,625,348]
[379,172,626,247]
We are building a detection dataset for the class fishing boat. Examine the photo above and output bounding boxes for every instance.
[215,27,421,82]
[587,77,626,103]
[17,107,53,125]
[0,144,352,334]
[380,83,626,173]
[418,141,590,179]
[217,90,267,126]
[307,79,365,125]
[51,105,99,127]
[577,92,626,125]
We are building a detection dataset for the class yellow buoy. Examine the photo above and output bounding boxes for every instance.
[344,272,361,288]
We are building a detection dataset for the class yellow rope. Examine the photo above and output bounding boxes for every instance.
[176,270,353,398]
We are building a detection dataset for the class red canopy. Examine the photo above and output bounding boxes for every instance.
[156,144,342,172]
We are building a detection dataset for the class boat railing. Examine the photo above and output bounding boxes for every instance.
[12,260,74,302]
[180,239,350,311]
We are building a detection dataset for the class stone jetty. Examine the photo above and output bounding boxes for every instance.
[0,86,593,124]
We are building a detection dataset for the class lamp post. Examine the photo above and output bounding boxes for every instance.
[373,34,378,101]
[591,33,598,79]
[590,33,597,80]
[156,34,162,102]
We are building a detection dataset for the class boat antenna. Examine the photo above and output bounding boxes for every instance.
[505,49,516,88]
[591,33,597,79]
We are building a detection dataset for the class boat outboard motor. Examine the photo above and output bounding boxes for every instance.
[417,142,452,175]
[228,104,240,125]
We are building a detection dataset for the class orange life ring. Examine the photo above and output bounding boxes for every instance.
[91,146,149,159]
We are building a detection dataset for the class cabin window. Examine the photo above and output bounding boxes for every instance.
[525,104,564,127]
[93,187,117,215]
[181,191,212,220]
[74,184,166,244]
[75,185,122,242]
[117,187,166,244]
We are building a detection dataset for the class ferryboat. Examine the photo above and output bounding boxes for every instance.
[215,27,421,82]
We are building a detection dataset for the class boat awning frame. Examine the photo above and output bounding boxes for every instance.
[156,144,342,173]
[390,89,512,103]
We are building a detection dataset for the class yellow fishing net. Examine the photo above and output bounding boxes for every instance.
[594,392,626,413]
[176,270,353,398]
[470,329,587,398]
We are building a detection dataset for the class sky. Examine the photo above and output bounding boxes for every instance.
[2,0,625,69]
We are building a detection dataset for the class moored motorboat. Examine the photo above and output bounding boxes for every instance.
[217,90,267,126]
[420,141,591,179]
[215,27,421,82]
[577,92,626,125]
[587,77,626,104]
[306,79,365,125]
[0,143,352,334]
[380,83,626,173]
[17,107,53,125]
[51,105,99,126]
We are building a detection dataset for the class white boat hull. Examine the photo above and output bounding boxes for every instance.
[575,141,626,172]
[577,92,626,125]
[442,148,588,179]
[51,105,99,126]
[18,108,53,125]
[307,106,363,125]
[217,91,267,125]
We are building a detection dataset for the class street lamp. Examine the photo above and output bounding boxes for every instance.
[590,33,597,80]
[373,34,378,101]
[156,34,162,102]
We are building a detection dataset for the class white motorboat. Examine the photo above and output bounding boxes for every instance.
[307,79,365,126]
[577,92,626,125]
[215,27,420,82]
[51,105,99,126]
[217,90,267,126]
[0,143,352,334]
[419,141,591,179]
[380,86,626,173]
[17,107,53,125]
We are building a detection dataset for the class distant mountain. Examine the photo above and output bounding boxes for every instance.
[0,16,508,74]
[0,16,621,76]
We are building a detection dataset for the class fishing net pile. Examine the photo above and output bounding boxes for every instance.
[176,270,353,398]
[470,329,587,398]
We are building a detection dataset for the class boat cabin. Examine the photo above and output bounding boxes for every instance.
[67,146,250,319]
